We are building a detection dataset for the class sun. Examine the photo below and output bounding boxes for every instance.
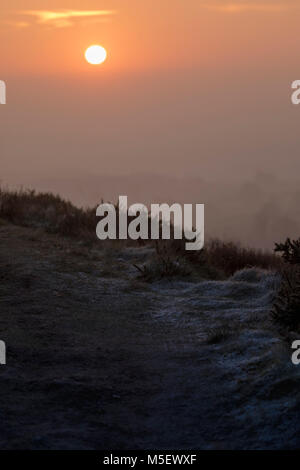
[85,45,107,65]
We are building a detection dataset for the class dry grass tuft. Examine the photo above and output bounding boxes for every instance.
[0,188,97,240]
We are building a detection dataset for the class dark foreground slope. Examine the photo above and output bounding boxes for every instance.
[0,222,299,449]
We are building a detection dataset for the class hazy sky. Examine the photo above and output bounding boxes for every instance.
[1,1,300,247]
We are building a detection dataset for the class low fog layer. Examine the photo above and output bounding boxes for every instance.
[2,70,300,250]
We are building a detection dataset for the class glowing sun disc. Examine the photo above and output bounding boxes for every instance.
[85,45,107,65]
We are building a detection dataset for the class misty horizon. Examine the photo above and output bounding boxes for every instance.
[2,1,300,249]
[2,170,299,250]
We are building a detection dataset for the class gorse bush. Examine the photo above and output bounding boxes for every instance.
[272,237,300,333]
[274,238,300,265]
[272,267,300,332]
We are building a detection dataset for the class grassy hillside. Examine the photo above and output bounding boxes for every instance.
[0,188,298,449]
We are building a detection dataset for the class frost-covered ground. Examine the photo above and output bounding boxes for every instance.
[0,223,299,449]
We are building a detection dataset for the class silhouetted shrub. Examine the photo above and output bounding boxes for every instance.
[272,266,300,332]
[272,237,300,332]
[275,238,300,265]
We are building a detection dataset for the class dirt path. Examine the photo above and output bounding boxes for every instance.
[0,223,299,449]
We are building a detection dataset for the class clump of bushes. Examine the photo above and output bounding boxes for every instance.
[274,238,300,265]
[204,239,281,277]
[272,238,300,332]
[153,238,280,279]
[272,267,300,331]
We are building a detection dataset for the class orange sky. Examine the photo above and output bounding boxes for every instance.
[3,1,300,248]
[2,1,300,210]
[1,0,300,75]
